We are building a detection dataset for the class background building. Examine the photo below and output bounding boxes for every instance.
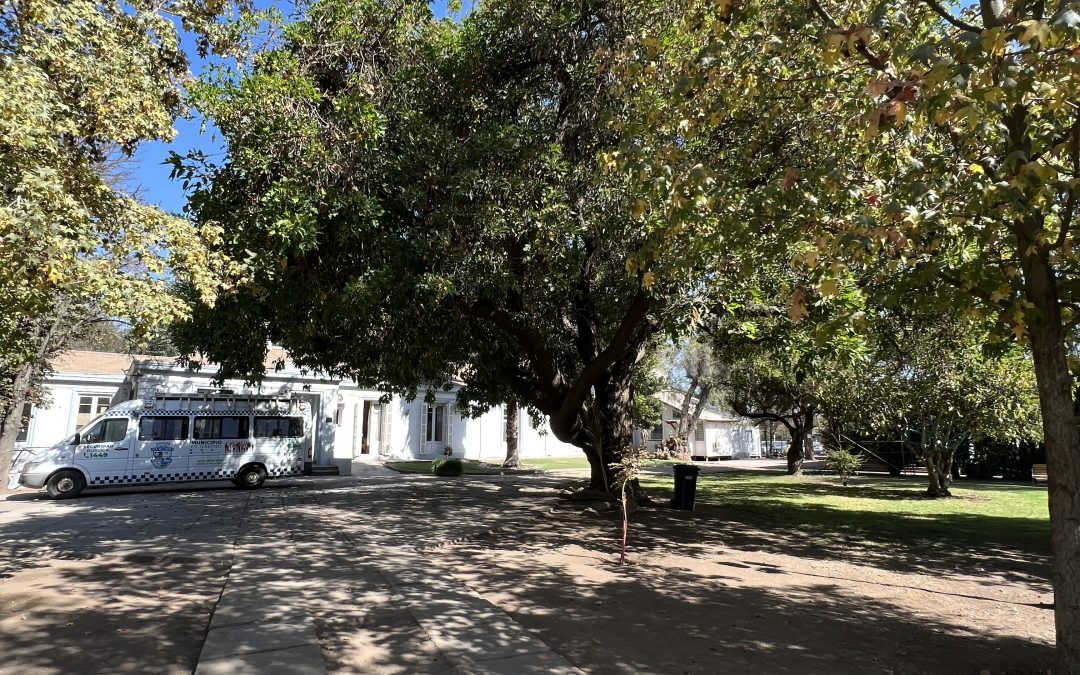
[14,350,581,475]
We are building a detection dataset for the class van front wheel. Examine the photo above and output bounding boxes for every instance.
[46,470,86,499]
[235,465,266,490]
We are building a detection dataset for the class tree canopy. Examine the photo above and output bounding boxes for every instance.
[171,0,835,490]
[0,0,247,485]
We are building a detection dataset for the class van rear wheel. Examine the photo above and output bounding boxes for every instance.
[46,470,86,499]
[235,465,266,490]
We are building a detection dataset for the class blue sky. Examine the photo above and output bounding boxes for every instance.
[132,1,462,215]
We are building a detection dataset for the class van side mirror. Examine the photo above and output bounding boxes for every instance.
[73,433,80,445]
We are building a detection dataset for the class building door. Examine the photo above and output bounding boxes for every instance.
[362,402,383,456]
[294,393,322,463]
[419,403,452,455]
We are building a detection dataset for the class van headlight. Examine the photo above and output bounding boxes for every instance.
[19,460,41,474]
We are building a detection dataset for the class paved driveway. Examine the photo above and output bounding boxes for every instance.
[0,463,1054,674]
[0,466,580,674]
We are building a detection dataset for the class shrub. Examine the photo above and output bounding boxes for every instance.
[825,447,864,486]
[431,458,463,476]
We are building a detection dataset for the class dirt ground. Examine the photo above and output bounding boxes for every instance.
[0,470,1055,674]
[442,510,1052,675]
[395,475,1055,675]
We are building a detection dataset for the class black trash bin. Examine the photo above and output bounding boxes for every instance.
[671,464,701,510]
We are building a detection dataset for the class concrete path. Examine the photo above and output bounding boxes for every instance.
[0,463,581,674]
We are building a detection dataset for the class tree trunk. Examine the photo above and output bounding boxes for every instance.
[676,379,696,440]
[801,408,815,460]
[1023,251,1080,672]
[682,383,711,447]
[0,363,35,489]
[503,401,521,468]
[924,450,952,498]
[588,364,637,495]
[787,431,804,476]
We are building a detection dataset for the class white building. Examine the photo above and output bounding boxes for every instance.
[634,390,762,460]
[13,350,581,475]
[14,352,763,473]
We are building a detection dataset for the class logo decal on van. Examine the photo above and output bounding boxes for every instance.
[151,446,173,469]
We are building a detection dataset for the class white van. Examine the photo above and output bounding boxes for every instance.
[16,394,311,499]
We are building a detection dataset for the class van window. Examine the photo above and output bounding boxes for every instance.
[254,417,304,438]
[81,418,128,444]
[139,416,189,441]
[193,416,250,440]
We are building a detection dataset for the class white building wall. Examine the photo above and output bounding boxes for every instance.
[22,377,128,449]
[26,358,755,468]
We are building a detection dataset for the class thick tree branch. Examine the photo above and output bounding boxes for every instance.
[808,0,889,71]
[459,298,565,402]
[553,289,655,432]
[920,0,983,33]
[979,0,1002,27]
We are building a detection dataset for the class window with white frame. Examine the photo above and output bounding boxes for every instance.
[649,423,663,442]
[426,404,446,443]
[77,395,112,428]
[695,422,705,442]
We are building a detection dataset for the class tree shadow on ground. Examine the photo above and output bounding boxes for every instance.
[304,474,1054,674]
[0,488,240,674]
[0,470,1054,674]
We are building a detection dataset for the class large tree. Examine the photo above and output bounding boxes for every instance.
[0,0,244,487]
[171,0,825,493]
[787,2,1080,665]
[826,310,1043,497]
[613,1,1080,664]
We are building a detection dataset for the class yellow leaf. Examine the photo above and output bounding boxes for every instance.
[625,257,638,274]
[864,112,880,140]
[824,32,845,66]
[967,163,985,175]
[983,87,1004,104]
[847,26,872,55]
[1018,20,1051,47]
[631,199,647,220]
[788,289,809,322]
[980,27,1006,56]
[642,271,655,289]
[818,278,839,298]
[892,101,906,125]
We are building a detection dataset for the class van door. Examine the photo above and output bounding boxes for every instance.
[253,416,306,477]
[133,415,190,482]
[74,416,132,485]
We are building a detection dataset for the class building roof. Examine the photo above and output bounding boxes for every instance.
[51,351,142,376]
[50,349,292,377]
[657,389,742,423]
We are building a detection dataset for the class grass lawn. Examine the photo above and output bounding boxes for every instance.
[523,457,680,471]
[385,460,536,475]
[641,471,1051,559]
[521,457,592,471]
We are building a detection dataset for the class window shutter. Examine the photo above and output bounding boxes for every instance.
[378,403,389,452]
[420,405,428,453]
[446,403,454,447]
